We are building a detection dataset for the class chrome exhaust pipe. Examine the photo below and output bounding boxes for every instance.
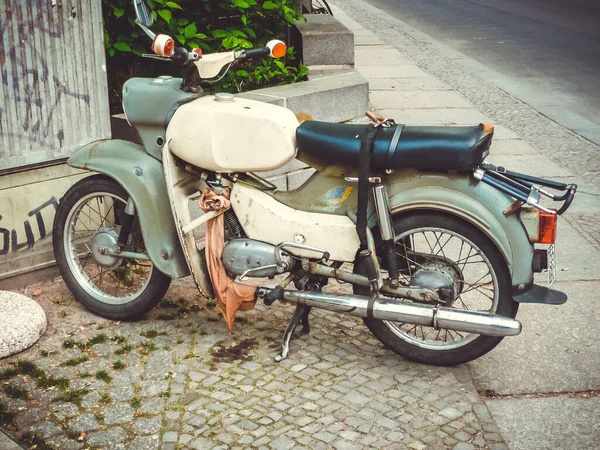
[276,290,521,337]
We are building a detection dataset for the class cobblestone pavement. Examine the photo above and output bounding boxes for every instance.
[0,277,508,449]
[564,214,600,251]
[332,0,600,187]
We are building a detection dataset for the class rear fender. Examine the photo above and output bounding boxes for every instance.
[386,170,534,292]
[67,139,190,279]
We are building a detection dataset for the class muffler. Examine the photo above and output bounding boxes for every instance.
[272,289,521,337]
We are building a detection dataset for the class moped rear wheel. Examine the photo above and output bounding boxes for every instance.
[355,212,518,366]
[53,175,171,320]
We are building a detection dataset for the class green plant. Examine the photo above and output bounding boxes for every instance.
[60,355,90,367]
[95,370,113,383]
[53,389,90,406]
[102,0,306,112]
[2,383,29,400]
[112,360,126,370]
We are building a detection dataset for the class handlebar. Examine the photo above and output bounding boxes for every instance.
[240,47,271,60]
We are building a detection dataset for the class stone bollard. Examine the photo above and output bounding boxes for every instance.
[0,291,47,358]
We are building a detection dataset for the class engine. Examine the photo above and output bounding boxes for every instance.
[222,238,294,278]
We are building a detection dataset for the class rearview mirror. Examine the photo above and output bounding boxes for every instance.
[134,0,153,27]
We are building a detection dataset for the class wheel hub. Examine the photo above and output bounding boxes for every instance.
[91,228,123,269]
[410,261,463,306]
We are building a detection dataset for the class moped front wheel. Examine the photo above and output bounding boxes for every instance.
[355,212,518,366]
[53,175,171,320]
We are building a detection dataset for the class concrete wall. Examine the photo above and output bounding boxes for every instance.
[0,164,89,280]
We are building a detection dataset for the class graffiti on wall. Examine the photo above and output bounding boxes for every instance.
[0,197,58,255]
[0,0,91,150]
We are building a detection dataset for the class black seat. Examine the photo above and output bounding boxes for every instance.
[296,121,493,171]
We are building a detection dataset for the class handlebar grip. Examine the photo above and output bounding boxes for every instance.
[243,47,270,59]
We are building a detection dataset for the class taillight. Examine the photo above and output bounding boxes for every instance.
[538,210,557,244]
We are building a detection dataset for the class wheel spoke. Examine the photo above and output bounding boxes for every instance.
[64,191,154,305]
[383,225,502,352]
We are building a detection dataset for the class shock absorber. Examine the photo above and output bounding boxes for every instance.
[224,209,245,238]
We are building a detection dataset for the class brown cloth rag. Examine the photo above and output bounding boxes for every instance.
[199,188,256,333]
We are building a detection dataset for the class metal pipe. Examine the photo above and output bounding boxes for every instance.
[307,262,438,302]
[373,184,394,241]
[272,290,521,337]
[104,248,150,260]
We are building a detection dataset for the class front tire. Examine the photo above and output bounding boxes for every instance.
[355,212,518,366]
[53,175,171,320]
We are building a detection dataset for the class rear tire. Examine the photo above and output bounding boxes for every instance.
[355,212,518,366]
[53,176,171,320]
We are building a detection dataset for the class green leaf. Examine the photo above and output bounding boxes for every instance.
[230,29,247,38]
[222,35,239,49]
[177,18,189,26]
[240,14,247,25]
[158,9,172,23]
[212,29,230,38]
[108,47,115,57]
[236,70,249,77]
[114,42,132,52]
[195,33,208,39]
[232,0,250,8]
[184,23,197,38]
[274,59,285,71]
[245,27,256,39]
[165,1,183,10]
[176,34,185,44]
[113,7,124,18]
[263,1,277,10]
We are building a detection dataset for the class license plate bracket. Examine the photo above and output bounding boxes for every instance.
[547,244,556,288]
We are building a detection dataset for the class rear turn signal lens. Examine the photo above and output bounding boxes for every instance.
[538,210,557,244]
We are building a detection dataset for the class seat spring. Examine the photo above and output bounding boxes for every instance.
[224,209,245,238]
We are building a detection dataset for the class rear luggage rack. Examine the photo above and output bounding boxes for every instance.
[474,162,577,215]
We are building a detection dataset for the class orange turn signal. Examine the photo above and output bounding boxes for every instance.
[272,42,287,58]
[538,210,557,244]
[152,34,175,57]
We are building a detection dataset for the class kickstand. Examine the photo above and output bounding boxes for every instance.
[274,304,312,362]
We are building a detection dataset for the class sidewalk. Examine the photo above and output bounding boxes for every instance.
[0,3,599,450]
[330,0,600,448]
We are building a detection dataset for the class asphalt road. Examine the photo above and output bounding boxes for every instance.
[361,0,600,142]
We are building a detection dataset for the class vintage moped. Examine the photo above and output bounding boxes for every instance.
[53,0,577,365]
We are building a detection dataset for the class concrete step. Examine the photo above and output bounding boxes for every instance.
[295,14,355,66]
[239,69,368,124]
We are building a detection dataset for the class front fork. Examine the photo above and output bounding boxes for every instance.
[117,197,136,247]
[103,197,150,261]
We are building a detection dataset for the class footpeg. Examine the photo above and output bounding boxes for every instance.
[264,286,283,306]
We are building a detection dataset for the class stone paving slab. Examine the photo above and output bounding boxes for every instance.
[358,65,432,79]
[367,76,451,92]
[486,154,575,178]
[486,397,600,450]
[379,108,492,126]
[488,139,539,156]
[0,277,509,450]
[370,91,473,109]
[469,280,600,395]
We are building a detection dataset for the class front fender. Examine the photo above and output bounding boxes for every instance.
[68,139,190,279]
[386,170,534,291]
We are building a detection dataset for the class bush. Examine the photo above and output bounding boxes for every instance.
[103,0,308,113]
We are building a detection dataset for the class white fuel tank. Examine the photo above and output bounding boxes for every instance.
[166,94,298,172]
